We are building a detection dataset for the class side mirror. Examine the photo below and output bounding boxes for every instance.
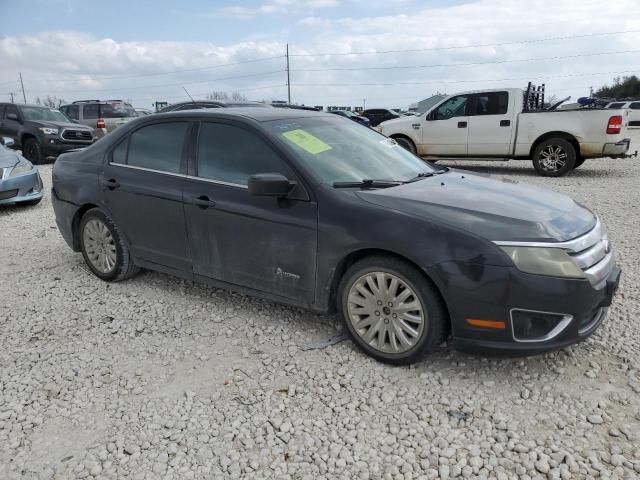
[0,137,15,148]
[248,173,294,197]
[7,113,20,122]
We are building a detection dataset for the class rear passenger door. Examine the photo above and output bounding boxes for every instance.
[183,120,318,302]
[101,121,192,272]
[466,91,513,156]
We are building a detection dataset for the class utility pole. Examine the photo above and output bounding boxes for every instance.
[9,92,15,103]
[286,43,291,104]
[19,72,26,103]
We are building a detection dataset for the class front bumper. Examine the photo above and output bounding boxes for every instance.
[602,139,630,157]
[0,169,44,205]
[430,261,621,356]
[41,137,93,159]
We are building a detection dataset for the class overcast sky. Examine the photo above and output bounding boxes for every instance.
[1,0,639,109]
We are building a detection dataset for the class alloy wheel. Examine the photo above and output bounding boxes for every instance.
[539,145,567,172]
[82,218,117,274]
[346,272,426,354]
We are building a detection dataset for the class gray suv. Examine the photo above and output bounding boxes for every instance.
[60,100,137,138]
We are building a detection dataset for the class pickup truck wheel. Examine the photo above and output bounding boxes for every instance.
[338,256,448,365]
[23,138,44,165]
[573,157,586,169]
[394,137,416,154]
[532,138,576,176]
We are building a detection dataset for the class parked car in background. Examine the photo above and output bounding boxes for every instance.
[135,108,154,116]
[0,103,96,164]
[605,100,640,129]
[329,109,370,126]
[60,100,138,138]
[0,136,43,206]
[158,100,271,113]
[270,103,320,111]
[360,108,400,127]
[52,108,620,364]
[377,88,632,176]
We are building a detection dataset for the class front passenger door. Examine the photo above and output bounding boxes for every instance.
[184,121,318,303]
[420,95,469,156]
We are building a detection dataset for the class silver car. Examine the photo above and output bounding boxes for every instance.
[0,137,43,206]
[59,100,138,138]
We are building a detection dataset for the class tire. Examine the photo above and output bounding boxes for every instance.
[531,138,576,177]
[394,136,417,155]
[22,137,44,165]
[573,157,586,169]
[337,256,448,365]
[79,208,139,282]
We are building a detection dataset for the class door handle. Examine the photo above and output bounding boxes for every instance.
[458,121,467,128]
[191,195,216,209]
[411,123,421,130]
[500,120,511,127]
[101,178,120,190]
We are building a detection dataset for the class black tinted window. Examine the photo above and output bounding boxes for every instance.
[5,105,19,119]
[64,105,79,120]
[128,122,188,173]
[102,103,136,118]
[472,92,508,115]
[197,123,292,185]
[629,102,640,110]
[83,104,99,119]
[111,138,128,165]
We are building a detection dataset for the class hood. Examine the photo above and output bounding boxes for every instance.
[26,120,94,131]
[356,170,596,242]
[0,146,25,169]
[378,115,413,130]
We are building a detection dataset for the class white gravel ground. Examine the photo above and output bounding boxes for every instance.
[1,152,640,479]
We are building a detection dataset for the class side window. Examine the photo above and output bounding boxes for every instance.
[629,102,640,110]
[83,104,99,119]
[433,96,468,120]
[127,122,188,173]
[197,122,293,185]
[65,105,79,120]
[472,92,508,116]
[5,105,20,120]
[0,106,4,119]
[111,137,128,165]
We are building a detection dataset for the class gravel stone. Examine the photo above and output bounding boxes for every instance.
[2,152,640,479]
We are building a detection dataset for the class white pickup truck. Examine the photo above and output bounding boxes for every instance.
[376,88,633,176]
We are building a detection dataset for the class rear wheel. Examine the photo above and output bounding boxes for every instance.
[573,157,586,169]
[338,256,448,365]
[23,138,44,165]
[531,138,576,176]
[393,136,417,155]
[79,208,139,282]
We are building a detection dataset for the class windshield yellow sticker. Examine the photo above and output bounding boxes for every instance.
[282,129,332,155]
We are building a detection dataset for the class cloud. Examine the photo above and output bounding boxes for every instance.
[1,0,639,108]
[221,0,339,18]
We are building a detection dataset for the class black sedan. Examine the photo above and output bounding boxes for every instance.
[329,110,370,127]
[52,109,620,364]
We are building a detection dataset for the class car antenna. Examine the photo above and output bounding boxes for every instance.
[182,87,195,104]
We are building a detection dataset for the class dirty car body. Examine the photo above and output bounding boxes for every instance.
[52,109,620,361]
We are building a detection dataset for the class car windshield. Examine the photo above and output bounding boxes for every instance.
[102,103,137,118]
[20,106,70,122]
[267,117,438,185]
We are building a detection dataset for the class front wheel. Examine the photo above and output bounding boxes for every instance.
[532,138,576,176]
[79,208,139,282]
[393,137,416,155]
[23,138,44,165]
[338,256,448,365]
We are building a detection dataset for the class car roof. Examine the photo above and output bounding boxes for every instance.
[156,107,331,122]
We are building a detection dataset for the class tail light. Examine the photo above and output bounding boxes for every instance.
[606,115,623,134]
[97,118,106,129]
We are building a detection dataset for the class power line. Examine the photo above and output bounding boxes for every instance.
[27,70,285,95]
[289,29,640,57]
[293,49,640,72]
[132,83,287,101]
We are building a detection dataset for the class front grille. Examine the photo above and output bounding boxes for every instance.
[0,189,19,200]
[61,129,93,142]
[564,220,614,289]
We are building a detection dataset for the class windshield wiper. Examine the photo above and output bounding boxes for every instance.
[405,171,434,183]
[333,179,404,189]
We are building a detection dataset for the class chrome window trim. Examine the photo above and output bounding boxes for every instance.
[509,308,573,343]
[493,218,603,253]
[107,162,248,189]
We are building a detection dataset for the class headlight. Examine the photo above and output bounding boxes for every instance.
[38,127,59,135]
[499,246,585,278]
[9,160,34,177]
